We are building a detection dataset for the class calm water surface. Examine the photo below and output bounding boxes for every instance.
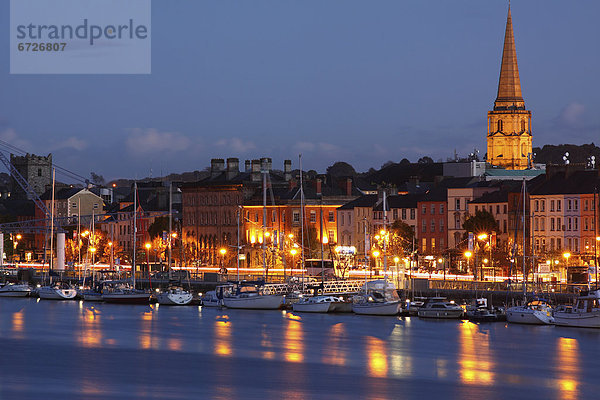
[1,298,599,399]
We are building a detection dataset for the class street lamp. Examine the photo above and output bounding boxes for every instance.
[372,249,380,277]
[464,251,473,279]
[219,247,227,273]
[290,248,298,277]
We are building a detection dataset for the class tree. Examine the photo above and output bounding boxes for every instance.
[380,161,395,169]
[389,220,415,255]
[399,158,411,166]
[90,172,105,186]
[326,162,357,177]
[417,156,434,164]
[462,210,500,239]
[148,216,169,239]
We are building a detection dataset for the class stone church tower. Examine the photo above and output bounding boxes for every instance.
[487,7,532,170]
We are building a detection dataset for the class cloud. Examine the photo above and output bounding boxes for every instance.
[214,137,256,153]
[294,141,342,154]
[126,128,192,155]
[49,137,87,151]
[559,102,585,126]
[0,128,31,150]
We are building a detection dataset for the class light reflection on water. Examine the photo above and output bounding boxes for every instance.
[1,298,600,399]
[458,321,495,386]
[556,337,580,400]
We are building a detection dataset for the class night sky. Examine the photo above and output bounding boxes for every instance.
[0,0,598,181]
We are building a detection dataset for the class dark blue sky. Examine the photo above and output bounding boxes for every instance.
[1,0,598,181]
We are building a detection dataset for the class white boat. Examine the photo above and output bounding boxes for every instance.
[553,289,600,328]
[352,280,401,316]
[292,295,344,313]
[156,287,193,306]
[506,299,554,325]
[222,284,283,310]
[0,283,32,297]
[38,284,77,300]
[418,297,464,319]
[200,290,222,307]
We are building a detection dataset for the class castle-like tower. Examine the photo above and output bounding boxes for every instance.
[10,153,52,200]
[487,7,532,170]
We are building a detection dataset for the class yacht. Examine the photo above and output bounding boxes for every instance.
[222,283,283,310]
[506,299,554,325]
[418,297,464,319]
[553,289,600,328]
[200,290,222,307]
[102,283,150,304]
[465,298,506,322]
[38,283,77,300]
[292,295,344,313]
[156,287,193,306]
[0,283,32,297]
[352,280,401,316]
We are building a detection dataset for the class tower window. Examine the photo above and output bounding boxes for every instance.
[38,168,42,177]
[521,120,526,131]
[497,120,503,132]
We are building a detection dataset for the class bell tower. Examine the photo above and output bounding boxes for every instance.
[487,6,532,170]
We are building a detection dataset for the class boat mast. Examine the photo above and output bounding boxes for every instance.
[522,179,526,298]
[320,195,324,285]
[168,182,172,274]
[133,181,137,288]
[49,168,55,285]
[237,205,241,282]
[363,217,368,286]
[262,160,267,280]
[383,190,388,280]
[300,154,305,293]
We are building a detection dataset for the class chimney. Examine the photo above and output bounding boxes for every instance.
[210,158,225,178]
[260,157,272,173]
[284,160,292,181]
[251,159,261,182]
[245,160,251,172]
[346,178,352,196]
[226,158,239,180]
[316,178,322,196]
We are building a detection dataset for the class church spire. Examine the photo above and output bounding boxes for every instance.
[494,6,524,110]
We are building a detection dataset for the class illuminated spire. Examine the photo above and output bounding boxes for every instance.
[494,6,524,110]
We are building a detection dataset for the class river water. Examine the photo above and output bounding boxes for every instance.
[1,298,599,400]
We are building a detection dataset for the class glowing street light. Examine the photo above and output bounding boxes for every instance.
[290,248,298,276]
[219,248,227,272]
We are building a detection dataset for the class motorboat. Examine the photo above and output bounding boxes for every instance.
[102,283,150,304]
[222,283,283,310]
[200,290,222,307]
[156,287,193,306]
[38,283,77,300]
[553,289,600,328]
[0,283,32,297]
[352,280,401,316]
[506,299,554,325]
[405,296,427,316]
[465,298,506,322]
[418,297,464,319]
[292,295,344,313]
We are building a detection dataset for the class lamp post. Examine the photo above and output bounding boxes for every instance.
[464,251,473,281]
[219,248,227,274]
[108,241,114,270]
[290,248,297,278]
[372,249,380,278]
[563,252,571,285]
[438,257,445,281]
[145,242,151,289]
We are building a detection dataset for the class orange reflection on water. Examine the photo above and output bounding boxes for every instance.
[214,320,232,357]
[458,321,494,385]
[284,318,304,363]
[12,311,24,333]
[322,323,346,366]
[366,336,388,378]
[139,309,158,350]
[79,308,102,348]
[167,338,183,352]
[556,337,579,400]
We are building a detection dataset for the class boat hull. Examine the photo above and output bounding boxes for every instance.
[418,309,464,319]
[507,307,554,325]
[292,301,332,313]
[82,292,104,302]
[156,292,193,306]
[352,301,400,316]
[103,293,150,304]
[554,312,600,328]
[0,285,31,297]
[223,295,283,309]
[38,287,77,300]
